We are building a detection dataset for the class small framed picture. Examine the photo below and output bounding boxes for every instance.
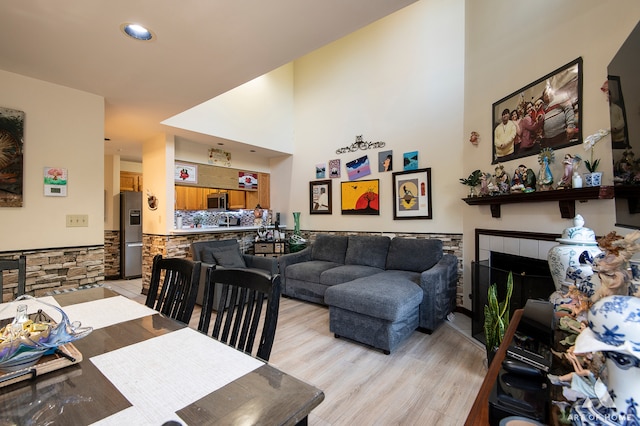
[175,163,197,183]
[403,151,418,170]
[44,167,67,197]
[378,150,393,172]
[345,155,371,181]
[309,180,332,214]
[392,168,432,220]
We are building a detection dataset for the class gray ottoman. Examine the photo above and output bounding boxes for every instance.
[324,277,423,354]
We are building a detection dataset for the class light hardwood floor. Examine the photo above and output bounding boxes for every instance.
[109,279,487,425]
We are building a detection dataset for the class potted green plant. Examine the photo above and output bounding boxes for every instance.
[459,169,483,197]
[583,129,609,186]
[483,271,513,366]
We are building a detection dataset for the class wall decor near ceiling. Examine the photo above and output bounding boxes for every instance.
[403,151,418,170]
[309,180,332,214]
[345,155,371,181]
[340,179,379,215]
[329,159,341,178]
[43,167,67,197]
[392,168,432,220]
[315,163,326,179]
[208,148,231,167]
[0,107,24,207]
[335,134,386,155]
[492,57,583,164]
[378,150,393,172]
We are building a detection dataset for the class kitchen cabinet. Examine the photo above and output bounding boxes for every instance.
[228,190,246,209]
[175,186,207,210]
[120,172,142,192]
[245,173,270,209]
[174,168,269,210]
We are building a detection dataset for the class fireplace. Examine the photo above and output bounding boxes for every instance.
[471,229,558,344]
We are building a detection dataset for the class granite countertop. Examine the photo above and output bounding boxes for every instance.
[170,225,283,235]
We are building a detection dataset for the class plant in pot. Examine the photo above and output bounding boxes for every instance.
[583,129,609,187]
[483,271,513,367]
[460,169,483,197]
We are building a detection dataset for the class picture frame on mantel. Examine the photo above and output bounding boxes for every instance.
[392,168,432,220]
[492,57,583,164]
[309,180,332,214]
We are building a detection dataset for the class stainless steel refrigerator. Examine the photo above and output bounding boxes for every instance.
[120,191,142,279]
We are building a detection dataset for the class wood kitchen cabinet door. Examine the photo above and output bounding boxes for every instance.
[247,173,270,208]
[228,190,246,209]
[120,172,142,192]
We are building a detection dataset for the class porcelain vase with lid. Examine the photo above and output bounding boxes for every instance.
[547,215,602,296]
[571,295,640,425]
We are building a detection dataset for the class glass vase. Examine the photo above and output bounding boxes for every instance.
[293,212,301,236]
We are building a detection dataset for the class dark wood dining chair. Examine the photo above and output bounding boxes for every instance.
[146,254,202,324]
[198,267,281,362]
[0,255,26,299]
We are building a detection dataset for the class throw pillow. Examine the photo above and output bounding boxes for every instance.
[208,246,247,268]
[201,247,217,264]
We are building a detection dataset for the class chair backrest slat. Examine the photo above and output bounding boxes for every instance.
[146,254,201,325]
[0,255,27,299]
[199,267,281,361]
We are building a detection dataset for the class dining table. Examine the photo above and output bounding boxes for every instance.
[0,287,324,425]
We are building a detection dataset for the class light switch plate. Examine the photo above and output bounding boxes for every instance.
[66,214,88,227]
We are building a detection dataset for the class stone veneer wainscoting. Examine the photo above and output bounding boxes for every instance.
[0,246,105,302]
[141,230,464,307]
[104,230,120,279]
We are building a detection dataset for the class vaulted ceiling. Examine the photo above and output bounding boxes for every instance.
[0,1,417,161]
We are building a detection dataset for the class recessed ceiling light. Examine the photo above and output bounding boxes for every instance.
[250,149,256,153]
[217,142,224,146]
[120,23,155,41]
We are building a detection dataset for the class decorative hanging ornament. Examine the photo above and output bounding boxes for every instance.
[469,131,479,145]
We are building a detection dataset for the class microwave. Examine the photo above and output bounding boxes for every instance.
[207,193,227,210]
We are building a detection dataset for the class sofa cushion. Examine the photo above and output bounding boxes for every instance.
[286,260,342,283]
[204,245,247,268]
[345,236,390,269]
[320,264,383,286]
[311,234,349,264]
[191,239,238,262]
[386,238,443,272]
[324,276,423,322]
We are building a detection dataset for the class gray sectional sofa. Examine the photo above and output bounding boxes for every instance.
[277,234,458,353]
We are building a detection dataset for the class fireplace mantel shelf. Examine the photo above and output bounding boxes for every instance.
[462,186,615,218]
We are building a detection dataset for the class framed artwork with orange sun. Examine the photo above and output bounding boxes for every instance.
[340,179,379,215]
[392,168,432,220]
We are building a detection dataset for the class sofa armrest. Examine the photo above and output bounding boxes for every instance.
[417,254,458,332]
[277,246,312,279]
[243,254,278,276]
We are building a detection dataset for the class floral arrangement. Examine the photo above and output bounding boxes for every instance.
[583,129,610,173]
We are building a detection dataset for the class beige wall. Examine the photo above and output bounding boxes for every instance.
[461,0,640,309]
[0,70,104,252]
[282,0,466,234]
[164,63,295,155]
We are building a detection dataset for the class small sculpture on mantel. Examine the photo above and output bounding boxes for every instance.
[537,148,555,191]
[558,153,581,189]
[493,164,510,194]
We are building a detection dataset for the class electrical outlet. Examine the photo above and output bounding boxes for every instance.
[66,214,89,227]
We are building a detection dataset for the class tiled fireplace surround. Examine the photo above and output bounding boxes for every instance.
[476,229,558,265]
